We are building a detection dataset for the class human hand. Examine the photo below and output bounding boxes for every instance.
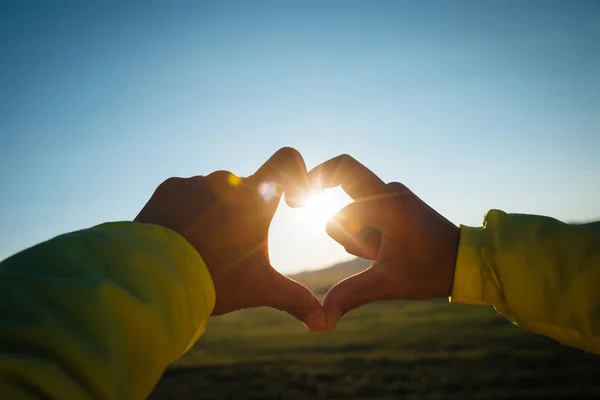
[135,147,326,332]
[308,155,460,331]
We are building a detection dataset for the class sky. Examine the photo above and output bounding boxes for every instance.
[1,1,599,274]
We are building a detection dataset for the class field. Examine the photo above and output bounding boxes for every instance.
[149,260,600,399]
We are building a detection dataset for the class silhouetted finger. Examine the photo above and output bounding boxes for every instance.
[321,265,388,331]
[326,200,389,257]
[307,154,387,200]
[386,181,452,226]
[386,181,411,194]
[343,228,381,260]
[205,170,235,188]
[246,147,309,207]
[203,170,242,203]
[264,270,326,333]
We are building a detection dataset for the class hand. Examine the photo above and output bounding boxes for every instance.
[135,147,326,333]
[308,154,460,331]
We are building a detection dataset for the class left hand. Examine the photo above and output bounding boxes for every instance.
[135,147,326,332]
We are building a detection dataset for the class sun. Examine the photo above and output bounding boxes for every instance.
[296,188,351,231]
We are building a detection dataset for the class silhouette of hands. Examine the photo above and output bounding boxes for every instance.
[135,149,460,334]
[135,147,326,333]
[308,155,460,331]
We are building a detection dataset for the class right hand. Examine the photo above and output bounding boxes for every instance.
[308,155,460,331]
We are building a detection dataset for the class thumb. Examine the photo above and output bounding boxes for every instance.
[322,263,389,331]
[264,270,326,333]
[326,201,383,260]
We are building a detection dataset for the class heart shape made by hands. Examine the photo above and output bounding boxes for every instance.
[137,148,458,333]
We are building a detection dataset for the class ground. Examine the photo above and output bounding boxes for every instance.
[149,299,600,399]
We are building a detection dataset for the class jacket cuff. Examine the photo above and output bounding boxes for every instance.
[148,224,216,354]
[450,225,490,305]
[177,238,216,354]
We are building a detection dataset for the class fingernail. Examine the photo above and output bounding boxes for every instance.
[304,310,326,333]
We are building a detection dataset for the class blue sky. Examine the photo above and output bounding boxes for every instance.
[1,1,599,273]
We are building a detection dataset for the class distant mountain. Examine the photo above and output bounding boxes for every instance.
[289,258,372,295]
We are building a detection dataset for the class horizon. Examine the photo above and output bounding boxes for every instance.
[2,1,599,274]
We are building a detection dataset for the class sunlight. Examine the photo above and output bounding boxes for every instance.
[296,189,351,232]
[268,186,355,274]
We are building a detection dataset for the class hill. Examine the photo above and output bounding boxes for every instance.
[150,258,600,399]
[289,257,372,294]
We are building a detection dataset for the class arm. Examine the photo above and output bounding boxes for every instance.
[0,222,215,399]
[451,210,600,354]
[308,154,600,354]
[0,147,323,400]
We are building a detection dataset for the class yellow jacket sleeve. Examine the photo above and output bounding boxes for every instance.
[450,210,600,354]
[0,222,215,400]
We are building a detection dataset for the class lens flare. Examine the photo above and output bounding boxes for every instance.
[227,173,241,187]
[258,181,279,202]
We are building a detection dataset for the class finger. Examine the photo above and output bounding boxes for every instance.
[202,170,248,206]
[307,154,387,200]
[342,228,381,260]
[386,180,455,228]
[246,147,309,207]
[321,264,389,331]
[386,181,410,194]
[342,235,378,260]
[264,270,326,333]
[325,201,385,259]
[205,170,238,193]
[386,181,422,208]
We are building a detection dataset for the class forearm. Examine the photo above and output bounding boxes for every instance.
[0,222,215,399]
[451,210,600,353]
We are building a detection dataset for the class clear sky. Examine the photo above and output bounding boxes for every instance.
[1,1,599,274]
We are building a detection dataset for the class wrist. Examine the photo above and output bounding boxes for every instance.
[437,223,460,298]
